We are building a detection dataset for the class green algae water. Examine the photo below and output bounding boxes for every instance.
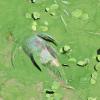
[0,0,100,100]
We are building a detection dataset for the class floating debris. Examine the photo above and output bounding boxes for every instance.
[32,12,40,20]
[96,55,100,62]
[60,15,67,27]
[63,9,69,16]
[72,9,83,18]
[25,13,31,19]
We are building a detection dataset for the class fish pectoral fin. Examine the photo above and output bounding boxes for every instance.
[37,33,57,46]
[29,54,42,71]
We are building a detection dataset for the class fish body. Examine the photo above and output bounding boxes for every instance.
[22,33,59,71]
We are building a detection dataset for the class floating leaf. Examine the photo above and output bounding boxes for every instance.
[72,9,83,18]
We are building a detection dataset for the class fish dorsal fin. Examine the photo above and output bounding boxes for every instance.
[37,33,57,46]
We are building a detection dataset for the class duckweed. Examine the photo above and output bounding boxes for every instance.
[72,9,83,18]
[32,12,40,20]
[50,12,56,16]
[88,97,97,100]
[91,72,98,79]
[32,21,37,31]
[45,8,50,12]
[77,58,89,67]
[82,13,89,20]
[90,78,96,84]
[50,4,59,10]
[40,26,48,31]
[59,45,71,54]
[68,58,77,63]
[95,63,100,71]
[77,60,86,66]
[96,55,100,62]
[25,13,31,19]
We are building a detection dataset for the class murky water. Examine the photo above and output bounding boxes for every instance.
[0,0,100,100]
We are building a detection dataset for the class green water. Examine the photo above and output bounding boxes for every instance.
[0,0,100,100]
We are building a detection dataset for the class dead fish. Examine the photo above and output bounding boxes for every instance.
[22,33,59,71]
